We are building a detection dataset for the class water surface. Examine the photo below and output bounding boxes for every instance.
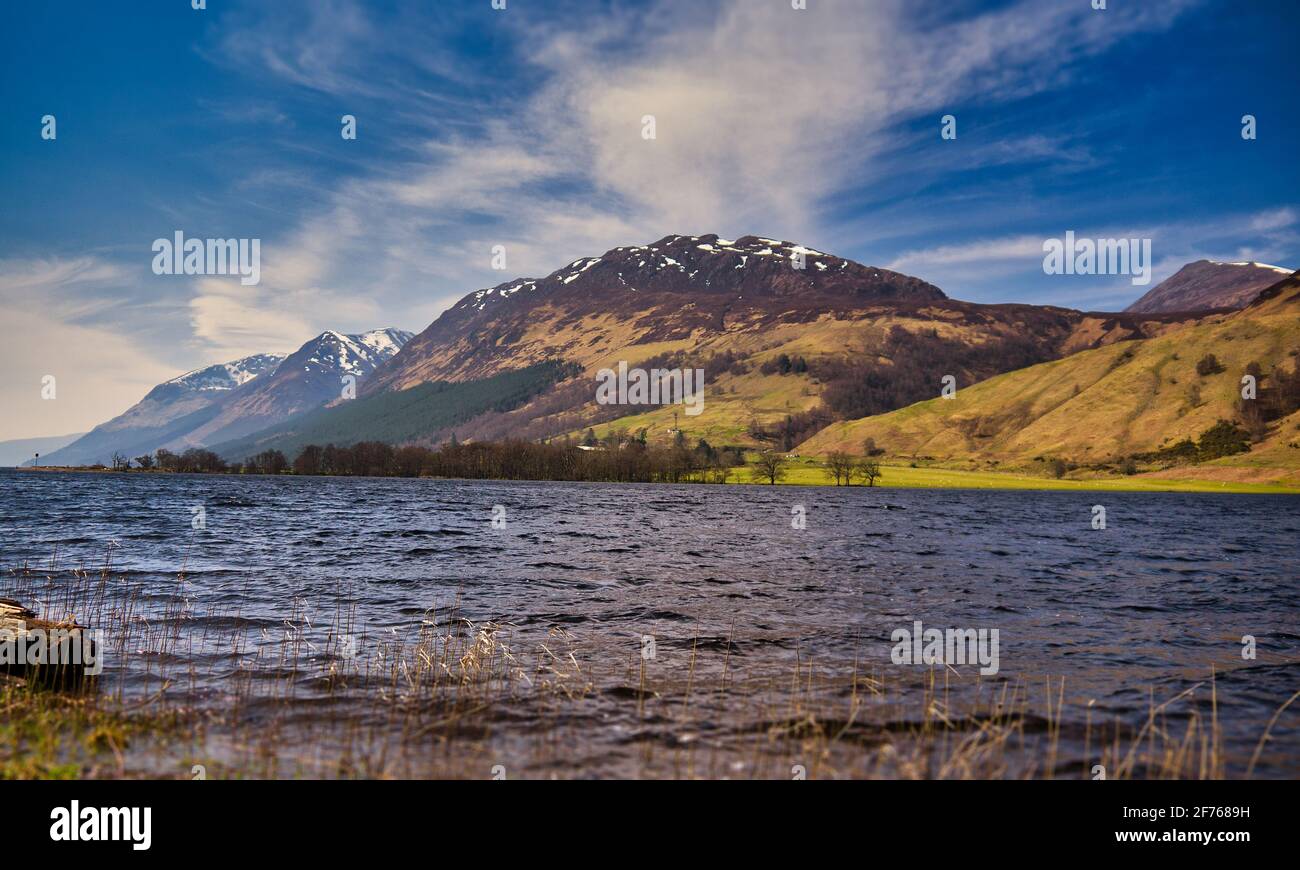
[2,470,1297,777]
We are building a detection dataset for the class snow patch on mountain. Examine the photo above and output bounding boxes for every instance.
[354,327,414,357]
[303,329,412,377]
[446,233,942,317]
[1215,260,1294,274]
[167,353,285,393]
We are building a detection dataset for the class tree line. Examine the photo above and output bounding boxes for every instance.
[113,439,747,483]
[105,437,886,487]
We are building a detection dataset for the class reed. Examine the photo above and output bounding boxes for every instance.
[1,557,1295,780]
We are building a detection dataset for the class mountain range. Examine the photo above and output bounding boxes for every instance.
[327,233,1204,450]
[0,433,85,467]
[26,235,1299,484]
[38,329,411,467]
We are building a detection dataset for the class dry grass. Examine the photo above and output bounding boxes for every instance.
[1,554,1295,780]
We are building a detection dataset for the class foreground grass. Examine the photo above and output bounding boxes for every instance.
[4,632,1292,779]
[0,684,188,779]
[6,556,1297,779]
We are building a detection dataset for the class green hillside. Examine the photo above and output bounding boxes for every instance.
[213,360,577,461]
[799,280,1300,487]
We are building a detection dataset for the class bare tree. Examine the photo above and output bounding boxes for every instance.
[750,450,788,485]
[853,459,882,487]
[110,452,130,471]
[826,451,853,485]
[134,453,155,470]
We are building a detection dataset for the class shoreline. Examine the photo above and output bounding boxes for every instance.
[8,463,1297,494]
[4,574,1294,780]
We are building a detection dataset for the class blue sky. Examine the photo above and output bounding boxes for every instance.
[1,0,1297,440]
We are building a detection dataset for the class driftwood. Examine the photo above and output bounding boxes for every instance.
[0,598,98,691]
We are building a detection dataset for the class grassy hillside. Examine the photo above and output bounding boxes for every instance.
[535,309,1196,449]
[798,282,1300,485]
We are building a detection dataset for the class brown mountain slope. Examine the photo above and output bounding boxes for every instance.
[364,235,951,391]
[1125,259,1293,314]
[362,235,1199,445]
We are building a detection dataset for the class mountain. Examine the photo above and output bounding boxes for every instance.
[40,353,286,466]
[1125,260,1293,314]
[168,328,413,449]
[802,274,1300,485]
[161,355,287,394]
[42,329,411,466]
[0,433,85,467]
[366,234,950,391]
[350,234,1196,448]
[211,360,576,461]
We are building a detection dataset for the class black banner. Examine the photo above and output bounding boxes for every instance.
[10,779,1284,856]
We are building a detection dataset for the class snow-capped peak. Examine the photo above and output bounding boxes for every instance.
[167,353,286,392]
[445,232,945,315]
[299,327,413,377]
[354,327,414,356]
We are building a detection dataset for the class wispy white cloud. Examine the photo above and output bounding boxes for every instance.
[0,258,177,440]
[211,0,1201,342]
[208,0,379,97]
[1250,207,1297,233]
[0,256,126,310]
[188,275,384,362]
[0,0,1219,437]
[881,206,1298,308]
[889,236,1048,272]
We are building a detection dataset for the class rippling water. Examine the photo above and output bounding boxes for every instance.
[2,469,1298,777]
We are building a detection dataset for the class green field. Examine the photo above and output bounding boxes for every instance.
[731,457,1300,493]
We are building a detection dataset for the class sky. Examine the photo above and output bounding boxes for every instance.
[1,0,1297,441]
